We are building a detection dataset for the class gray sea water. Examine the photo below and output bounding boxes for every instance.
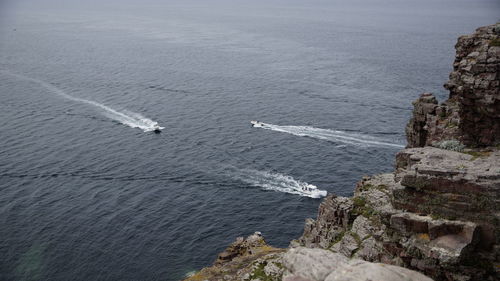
[1,0,498,280]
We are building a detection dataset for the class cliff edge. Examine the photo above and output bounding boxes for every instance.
[184,23,500,281]
[406,23,499,148]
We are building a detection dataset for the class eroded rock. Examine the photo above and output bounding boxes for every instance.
[445,24,500,146]
[292,195,353,249]
[393,147,500,242]
[407,23,499,148]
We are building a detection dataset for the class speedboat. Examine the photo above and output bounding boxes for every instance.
[153,124,162,133]
[251,120,264,128]
[300,184,327,198]
[301,184,316,192]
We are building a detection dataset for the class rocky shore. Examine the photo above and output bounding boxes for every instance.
[184,23,499,281]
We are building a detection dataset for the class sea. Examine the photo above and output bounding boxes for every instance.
[1,0,498,280]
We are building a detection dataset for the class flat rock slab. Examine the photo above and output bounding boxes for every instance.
[283,247,433,281]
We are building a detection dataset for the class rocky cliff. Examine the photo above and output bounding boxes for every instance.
[406,23,500,148]
[294,147,499,280]
[184,23,500,281]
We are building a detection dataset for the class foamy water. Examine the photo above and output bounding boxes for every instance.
[253,122,405,148]
[1,70,163,132]
[230,168,327,199]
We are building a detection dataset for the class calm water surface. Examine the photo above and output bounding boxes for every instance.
[1,0,498,280]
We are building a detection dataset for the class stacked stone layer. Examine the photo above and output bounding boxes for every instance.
[407,23,500,148]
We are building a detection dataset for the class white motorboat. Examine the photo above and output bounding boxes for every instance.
[300,184,327,198]
[153,124,162,133]
[250,120,264,128]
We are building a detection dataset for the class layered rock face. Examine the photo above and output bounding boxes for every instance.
[405,93,461,148]
[295,149,500,280]
[394,148,499,231]
[407,23,500,148]
[184,24,499,281]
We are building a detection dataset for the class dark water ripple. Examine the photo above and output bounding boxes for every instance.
[1,0,499,280]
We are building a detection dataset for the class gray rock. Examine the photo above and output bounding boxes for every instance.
[394,147,500,230]
[330,233,359,257]
[353,237,382,262]
[283,276,314,281]
[295,195,354,249]
[283,247,348,281]
[351,216,373,240]
[283,247,433,281]
[324,260,434,281]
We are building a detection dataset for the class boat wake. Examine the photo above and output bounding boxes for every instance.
[252,121,404,148]
[231,168,327,198]
[1,70,163,132]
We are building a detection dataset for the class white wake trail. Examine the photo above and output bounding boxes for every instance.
[253,122,405,148]
[232,168,327,198]
[1,71,163,132]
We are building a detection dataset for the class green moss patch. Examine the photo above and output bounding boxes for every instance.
[247,261,281,281]
[490,38,500,46]
[463,150,491,161]
[328,230,346,249]
[352,196,377,218]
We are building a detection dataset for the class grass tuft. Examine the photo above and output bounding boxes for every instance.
[432,140,465,152]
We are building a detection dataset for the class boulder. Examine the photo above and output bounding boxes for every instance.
[283,247,348,281]
[215,231,267,265]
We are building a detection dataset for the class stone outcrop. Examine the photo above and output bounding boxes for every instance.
[407,23,500,148]
[294,195,354,249]
[185,232,285,281]
[405,93,461,148]
[394,148,500,235]
[184,23,500,281]
[445,24,500,146]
